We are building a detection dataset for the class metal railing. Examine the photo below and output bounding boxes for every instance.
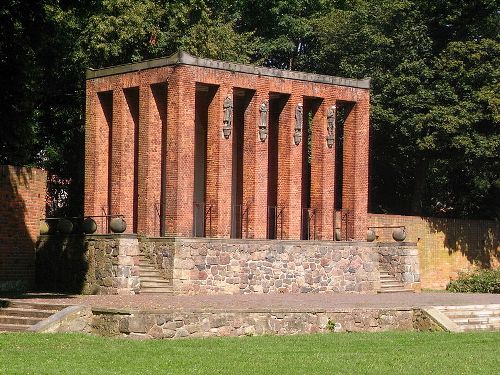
[301,208,320,240]
[267,206,284,239]
[231,204,249,238]
[193,202,214,237]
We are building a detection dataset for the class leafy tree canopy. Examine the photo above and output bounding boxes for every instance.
[0,0,498,219]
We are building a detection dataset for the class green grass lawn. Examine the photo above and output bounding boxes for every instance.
[0,331,499,375]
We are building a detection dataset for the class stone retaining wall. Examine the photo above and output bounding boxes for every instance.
[165,238,382,294]
[140,238,419,295]
[37,235,419,295]
[54,307,415,338]
[379,244,421,291]
[36,234,140,295]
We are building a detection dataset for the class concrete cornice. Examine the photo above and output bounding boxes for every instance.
[86,51,371,89]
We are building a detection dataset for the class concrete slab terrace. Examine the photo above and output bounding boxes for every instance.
[5,292,500,312]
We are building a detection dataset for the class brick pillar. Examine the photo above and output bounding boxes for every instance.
[342,93,370,240]
[136,81,164,236]
[310,99,335,240]
[277,93,303,239]
[85,84,111,219]
[84,82,98,217]
[243,88,269,238]
[205,85,233,237]
[109,87,137,233]
[165,67,196,236]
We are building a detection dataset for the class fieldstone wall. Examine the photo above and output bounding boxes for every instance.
[36,234,140,295]
[168,239,382,294]
[85,235,140,295]
[75,307,414,338]
[378,243,421,291]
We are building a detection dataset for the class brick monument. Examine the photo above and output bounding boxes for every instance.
[85,51,370,241]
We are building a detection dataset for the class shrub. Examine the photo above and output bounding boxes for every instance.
[446,269,500,294]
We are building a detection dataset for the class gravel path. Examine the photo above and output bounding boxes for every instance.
[3,292,500,312]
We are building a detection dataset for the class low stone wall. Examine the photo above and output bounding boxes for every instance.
[36,234,140,295]
[54,307,415,338]
[158,239,411,295]
[378,243,421,291]
[37,235,419,295]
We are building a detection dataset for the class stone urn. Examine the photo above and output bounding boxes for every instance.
[366,229,376,242]
[82,217,97,234]
[57,218,74,234]
[109,217,127,233]
[392,227,406,242]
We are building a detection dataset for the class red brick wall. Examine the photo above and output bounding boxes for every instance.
[0,165,47,291]
[85,62,370,240]
[368,213,500,289]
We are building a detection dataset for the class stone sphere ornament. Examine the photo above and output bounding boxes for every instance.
[57,218,74,234]
[109,217,127,233]
[366,229,376,242]
[392,227,407,242]
[82,217,97,234]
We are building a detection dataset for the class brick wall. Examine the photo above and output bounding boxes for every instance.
[0,165,47,291]
[85,54,370,240]
[368,213,500,289]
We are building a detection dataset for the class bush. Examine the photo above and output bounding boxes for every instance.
[446,269,500,294]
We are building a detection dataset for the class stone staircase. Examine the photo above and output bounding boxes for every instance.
[138,254,173,294]
[435,304,500,332]
[378,268,414,293]
[0,300,66,332]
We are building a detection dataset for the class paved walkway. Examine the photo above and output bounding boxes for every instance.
[3,292,500,312]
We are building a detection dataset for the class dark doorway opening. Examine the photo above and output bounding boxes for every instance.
[267,93,288,239]
[151,83,168,236]
[124,87,140,233]
[301,97,322,240]
[231,88,254,238]
[97,91,113,217]
[193,83,217,237]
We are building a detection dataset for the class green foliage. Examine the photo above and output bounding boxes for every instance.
[0,0,498,219]
[446,269,500,294]
[325,318,336,332]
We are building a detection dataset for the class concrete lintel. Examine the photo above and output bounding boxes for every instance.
[86,51,371,89]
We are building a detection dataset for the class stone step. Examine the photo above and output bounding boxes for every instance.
[378,288,414,293]
[380,281,405,289]
[0,308,55,319]
[138,269,158,275]
[453,316,500,325]
[435,304,500,311]
[140,289,173,294]
[0,323,29,332]
[4,301,67,312]
[461,324,500,332]
[141,281,171,288]
[141,276,171,283]
[445,310,500,318]
[0,315,42,325]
